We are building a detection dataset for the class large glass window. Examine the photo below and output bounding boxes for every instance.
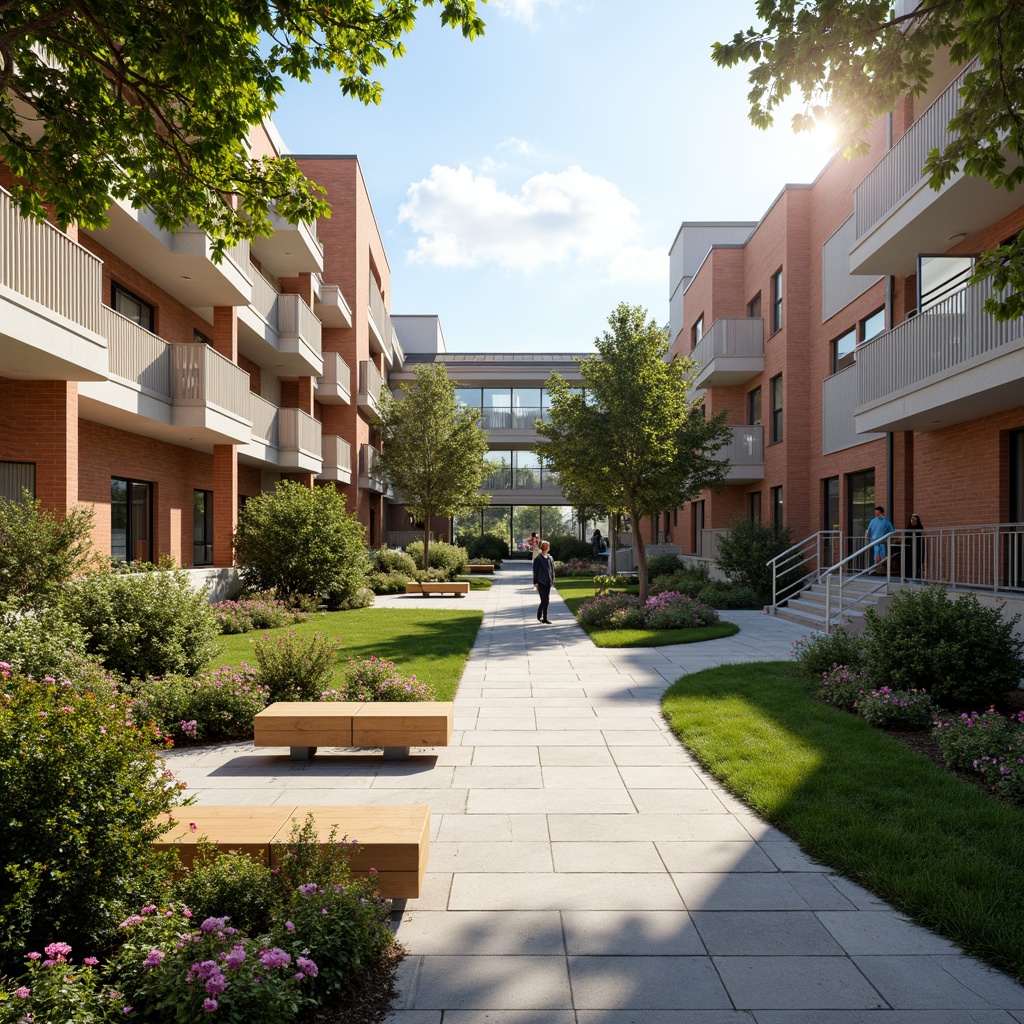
[860,307,886,343]
[515,451,541,488]
[111,477,152,563]
[824,476,840,565]
[482,389,512,429]
[832,327,857,373]
[770,374,783,443]
[692,315,704,351]
[193,489,213,566]
[748,387,761,426]
[112,283,154,332]
[484,451,513,489]
[749,491,761,522]
[455,387,481,410]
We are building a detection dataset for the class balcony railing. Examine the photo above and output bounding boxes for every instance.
[103,306,171,395]
[277,292,323,358]
[279,408,322,459]
[690,318,764,388]
[367,279,394,363]
[248,393,279,446]
[854,58,978,241]
[823,366,885,455]
[359,443,387,491]
[477,406,548,430]
[357,359,384,416]
[1,187,103,334]
[321,434,352,477]
[316,351,352,404]
[247,268,280,331]
[857,277,1024,408]
[481,467,560,491]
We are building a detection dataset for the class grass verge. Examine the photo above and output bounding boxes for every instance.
[207,607,482,702]
[555,578,739,648]
[457,576,493,590]
[661,661,1024,981]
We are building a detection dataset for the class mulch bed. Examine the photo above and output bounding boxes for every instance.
[304,942,405,1024]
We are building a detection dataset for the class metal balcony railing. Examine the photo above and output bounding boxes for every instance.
[248,393,278,446]
[321,434,352,474]
[1,186,103,334]
[367,279,394,362]
[279,408,322,458]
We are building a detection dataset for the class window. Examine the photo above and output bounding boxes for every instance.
[749,491,762,522]
[692,315,704,350]
[770,374,783,443]
[860,307,886,343]
[748,387,762,426]
[832,327,857,373]
[770,269,783,333]
[112,283,154,332]
[193,490,214,566]
[748,293,762,319]
[111,477,152,562]
[194,329,213,345]
[771,485,784,528]
[0,461,35,503]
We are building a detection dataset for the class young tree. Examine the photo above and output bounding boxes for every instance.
[1,1,483,251]
[535,302,733,602]
[374,363,492,569]
[713,1,1024,319]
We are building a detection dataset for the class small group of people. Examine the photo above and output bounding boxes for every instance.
[866,506,926,577]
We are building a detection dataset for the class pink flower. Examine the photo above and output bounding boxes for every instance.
[83,957,98,966]
[203,998,217,1012]
[44,942,72,962]
[14,987,30,999]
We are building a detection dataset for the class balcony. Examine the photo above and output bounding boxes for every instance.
[481,465,564,501]
[850,58,1023,276]
[278,408,323,472]
[359,443,387,493]
[312,275,352,329]
[238,271,323,376]
[367,279,394,365]
[690,319,764,389]
[318,435,352,484]
[718,425,764,483]
[356,359,384,418]
[79,309,252,445]
[822,366,885,454]
[854,278,1024,433]
[0,187,108,381]
[88,199,252,310]
[250,208,323,278]
[316,352,352,405]
[240,397,322,473]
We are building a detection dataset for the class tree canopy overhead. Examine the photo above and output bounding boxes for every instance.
[713,1,1024,318]
[0,1,483,250]
[374,363,491,569]
[535,302,732,602]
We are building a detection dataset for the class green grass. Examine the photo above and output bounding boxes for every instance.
[662,661,1024,981]
[555,578,739,648]
[207,608,482,702]
[457,576,493,590]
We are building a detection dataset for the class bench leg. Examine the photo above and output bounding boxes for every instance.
[290,746,317,761]
[383,746,411,760]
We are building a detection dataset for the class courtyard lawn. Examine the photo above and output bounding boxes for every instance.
[662,661,1024,982]
[207,607,482,702]
[555,577,739,648]
[457,576,493,590]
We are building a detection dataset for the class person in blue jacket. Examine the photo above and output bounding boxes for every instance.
[532,539,555,624]
[866,505,895,568]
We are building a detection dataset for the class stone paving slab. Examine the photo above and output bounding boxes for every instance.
[166,562,1024,1018]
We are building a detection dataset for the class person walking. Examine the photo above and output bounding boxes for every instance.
[533,539,555,624]
[866,505,895,569]
[591,528,603,558]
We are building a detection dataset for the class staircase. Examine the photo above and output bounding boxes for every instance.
[773,577,890,633]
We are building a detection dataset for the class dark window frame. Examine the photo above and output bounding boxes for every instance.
[771,485,784,528]
[111,282,155,332]
[111,476,153,563]
[193,489,214,566]
[770,269,783,333]
[770,374,783,444]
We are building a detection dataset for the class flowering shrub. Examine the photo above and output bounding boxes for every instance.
[594,573,639,593]
[0,941,125,1023]
[0,664,185,964]
[577,593,642,629]
[110,905,315,1023]
[552,559,604,578]
[129,667,269,743]
[642,592,718,630]
[814,664,872,712]
[212,596,306,635]
[792,627,867,677]
[972,743,1024,804]
[933,707,1024,772]
[608,602,648,629]
[858,687,937,729]
[368,570,412,595]
[251,632,340,702]
[335,656,434,702]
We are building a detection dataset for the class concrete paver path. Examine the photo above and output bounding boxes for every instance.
[165,562,1024,1023]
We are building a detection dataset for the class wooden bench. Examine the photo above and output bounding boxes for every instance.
[466,563,495,574]
[404,581,470,597]
[254,700,453,761]
[154,804,430,899]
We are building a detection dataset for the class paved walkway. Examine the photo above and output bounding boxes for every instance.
[165,562,1024,1023]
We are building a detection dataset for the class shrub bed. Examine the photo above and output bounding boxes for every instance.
[333,656,435,702]
[577,591,718,631]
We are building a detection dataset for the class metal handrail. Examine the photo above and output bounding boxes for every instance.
[768,530,843,609]
[822,536,894,633]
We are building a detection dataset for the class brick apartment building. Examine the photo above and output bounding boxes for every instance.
[0,125,417,592]
[665,55,1024,585]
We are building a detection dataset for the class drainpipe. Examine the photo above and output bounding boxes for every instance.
[887,432,894,518]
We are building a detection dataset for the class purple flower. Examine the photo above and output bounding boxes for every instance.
[143,949,165,969]
[258,947,291,971]
[284,921,294,932]
[203,998,218,1012]
[296,956,318,977]
[298,882,319,896]
[224,945,246,970]
[83,957,98,966]
[14,987,30,999]
[44,942,72,962]
[200,917,229,934]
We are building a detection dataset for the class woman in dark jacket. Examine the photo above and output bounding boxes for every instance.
[905,513,925,578]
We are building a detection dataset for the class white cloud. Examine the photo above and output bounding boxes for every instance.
[489,0,561,28]
[398,164,665,283]
[496,136,536,157]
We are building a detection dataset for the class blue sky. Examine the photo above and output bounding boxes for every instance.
[273,0,838,353]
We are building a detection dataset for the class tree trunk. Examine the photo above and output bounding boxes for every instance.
[422,521,430,574]
[633,507,649,603]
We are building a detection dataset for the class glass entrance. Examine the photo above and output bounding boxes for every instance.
[846,469,875,567]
